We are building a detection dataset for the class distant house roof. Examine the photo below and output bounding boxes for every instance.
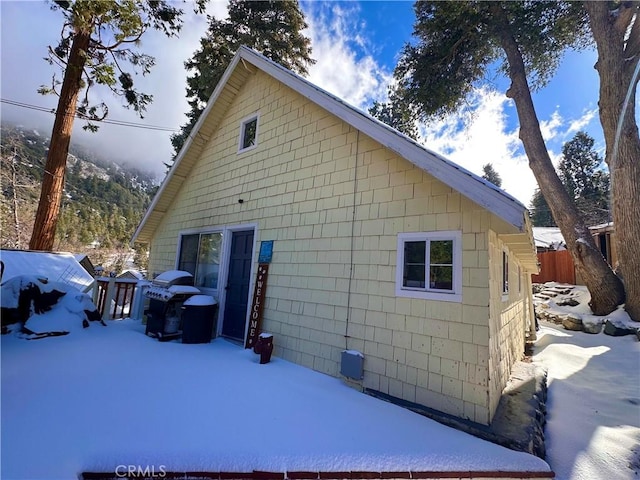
[132,47,536,269]
[0,249,95,293]
[117,269,145,280]
[532,227,566,250]
[589,222,614,234]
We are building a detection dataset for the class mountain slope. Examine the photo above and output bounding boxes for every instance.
[0,123,157,271]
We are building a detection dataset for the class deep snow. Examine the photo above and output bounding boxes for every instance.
[1,317,549,480]
[532,285,640,480]
[534,323,640,479]
[2,280,638,480]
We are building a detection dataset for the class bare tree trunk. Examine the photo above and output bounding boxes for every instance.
[491,3,625,315]
[11,148,21,249]
[29,30,90,252]
[584,2,640,322]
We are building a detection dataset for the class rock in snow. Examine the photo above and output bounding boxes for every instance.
[603,319,638,337]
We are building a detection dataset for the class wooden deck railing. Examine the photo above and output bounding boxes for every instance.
[93,277,141,320]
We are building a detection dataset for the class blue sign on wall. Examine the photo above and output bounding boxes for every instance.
[258,240,274,263]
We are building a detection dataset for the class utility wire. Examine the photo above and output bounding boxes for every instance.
[1,98,179,132]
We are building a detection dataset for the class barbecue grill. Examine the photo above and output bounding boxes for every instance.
[144,270,200,340]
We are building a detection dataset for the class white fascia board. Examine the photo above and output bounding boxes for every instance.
[238,47,527,232]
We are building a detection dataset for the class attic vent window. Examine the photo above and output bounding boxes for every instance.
[238,114,259,152]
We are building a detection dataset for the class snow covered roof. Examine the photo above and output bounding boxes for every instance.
[589,222,614,234]
[532,227,566,250]
[117,269,145,280]
[133,47,532,245]
[0,249,95,293]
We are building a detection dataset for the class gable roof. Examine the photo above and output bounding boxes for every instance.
[133,47,533,254]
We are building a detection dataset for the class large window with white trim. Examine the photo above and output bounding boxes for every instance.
[396,231,462,302]
[178,232,223,290]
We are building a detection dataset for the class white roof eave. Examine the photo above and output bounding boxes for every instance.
[237,47,528,231]
[133,46,530,245]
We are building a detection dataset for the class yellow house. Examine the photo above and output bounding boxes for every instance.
[133,47,538,426]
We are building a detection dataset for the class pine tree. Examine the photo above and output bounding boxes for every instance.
[558,132,610,227]
[481,163,502,187]
[29,0,206,252]
[368,87,419,140]
[529,189,555,227]
[530,132,611,228]
[171,0,314,156]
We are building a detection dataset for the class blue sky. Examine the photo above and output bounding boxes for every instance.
[0,1,605,205]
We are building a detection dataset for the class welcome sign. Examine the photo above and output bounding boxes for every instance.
[245,263,269,349]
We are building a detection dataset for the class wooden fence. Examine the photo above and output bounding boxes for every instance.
[532,249,576,284]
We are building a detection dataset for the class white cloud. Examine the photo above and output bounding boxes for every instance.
[71,5,218,175]
[416,89,536,205]
[0,2,223,180]
[567,108,597,135]
[304,3,392,110]
[540,110,564,142]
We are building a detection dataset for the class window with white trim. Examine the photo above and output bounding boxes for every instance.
[518,265,522,293]
[238,114,259,152]
[502,251,509,295]
[396,231,462,302]
[178,232,223,290]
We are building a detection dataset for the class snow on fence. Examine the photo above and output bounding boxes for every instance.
[93,277,149,321]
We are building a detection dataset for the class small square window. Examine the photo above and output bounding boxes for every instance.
[396,231,462,302]
[238,114,259,152]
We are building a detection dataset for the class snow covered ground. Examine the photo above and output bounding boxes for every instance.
[2,281,638,480]
[1,317,549,480]
[531,285,640,480]
[534,322,640,480]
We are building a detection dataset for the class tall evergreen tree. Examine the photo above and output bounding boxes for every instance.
[368,87,419,140]
[558,131,610,227]
[171,0,314,155]
[529,189,555,227]
[389,1,626,317]
[30,0,206,252]
[481,163,502,187]
[530,131,610,228]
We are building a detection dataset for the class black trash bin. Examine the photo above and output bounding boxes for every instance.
[181,295,217,344]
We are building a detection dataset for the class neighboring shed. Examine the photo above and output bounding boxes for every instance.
[0,249,95,293]
[132,47,538,426]
[531,224,616,285]
[74,253,97,277]
[590,222,616,268]
[532,227,565,252]
[117,269,146,280]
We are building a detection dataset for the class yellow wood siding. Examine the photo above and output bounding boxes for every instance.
[148,70,529,425]
[487,230,531,422]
